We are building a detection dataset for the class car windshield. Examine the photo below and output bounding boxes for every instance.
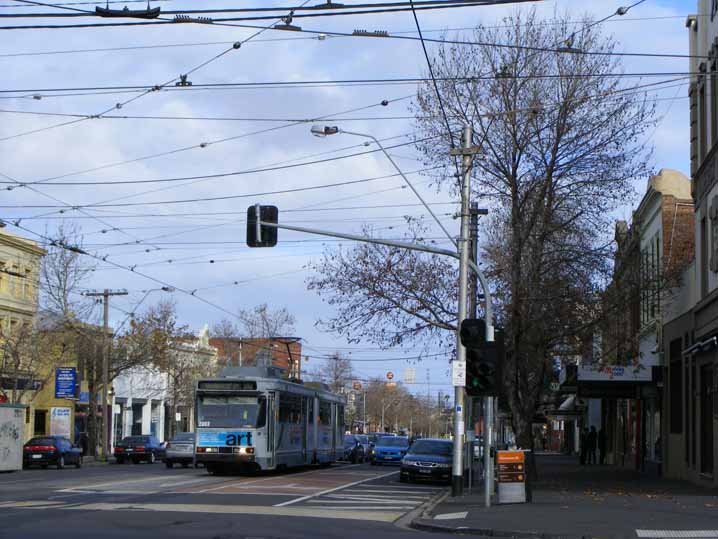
[172,433,194,442]
[27,437,55,446]
[378,437,408,447]
[410,441,453,456]
[198,395,266,429]
[356,435,368,443]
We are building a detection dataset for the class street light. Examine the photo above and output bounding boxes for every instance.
[309,125,457,248]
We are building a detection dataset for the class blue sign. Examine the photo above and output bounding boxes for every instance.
[78,391,101,404]
[55,368,77,399]
[197,431,253,447]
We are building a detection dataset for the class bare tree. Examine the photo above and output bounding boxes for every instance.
[40,222,96,321]
[238,304,296,338]
[308,10,656,447]
[307,352,354,394]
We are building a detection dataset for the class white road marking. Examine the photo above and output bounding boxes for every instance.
[274,470,399,507]
[197,464,360,493]
[62,502,403,522]
[307,499,419,506]
[345,488,441,494]
[434,511,468,520]
[324,494,423,502]
[636,532,718,538]
[158,478,211,488]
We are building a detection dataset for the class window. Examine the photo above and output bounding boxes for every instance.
[700,77,708,161]
[199,395,266,428]
[669,339,683,434]
[640,234,661,328]
[701,217,708,296]
[278,393,302,424]
[711,63,718,148]
[318,401,331,426]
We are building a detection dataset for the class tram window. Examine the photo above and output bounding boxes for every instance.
[319,401,331,426]
[198,395,265,429]
[279,393,302,424]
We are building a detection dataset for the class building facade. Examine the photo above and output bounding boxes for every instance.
[667,4,718,484]
[111,326,218,446]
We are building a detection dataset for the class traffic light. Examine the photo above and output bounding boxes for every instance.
[246,205,278,247]
[461,320,503,397]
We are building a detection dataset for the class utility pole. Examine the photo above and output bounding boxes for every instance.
[84,289,127,460]
[450,125,476,497]
[467,202,480,490]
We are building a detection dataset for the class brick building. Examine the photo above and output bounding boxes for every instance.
[209,337,302,379]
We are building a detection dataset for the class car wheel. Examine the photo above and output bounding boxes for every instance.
[75,456,82,469]
[194,462,200,468]
[165,460,173,469]
[57,456,65,470]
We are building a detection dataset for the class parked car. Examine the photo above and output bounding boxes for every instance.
[369,436,409,465]
[400,438,453,483]
[23,436,83,470]
[114,435,163,464]
[165,432,196,468]
[343,435,366,463]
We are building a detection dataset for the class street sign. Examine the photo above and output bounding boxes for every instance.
[452,360,466,387]
[386,372,394,380]
[497,450,527,504]
[352,381,362,391]
[403,368,416,384]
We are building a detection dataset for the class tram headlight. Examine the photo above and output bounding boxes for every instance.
[232,446,255,455]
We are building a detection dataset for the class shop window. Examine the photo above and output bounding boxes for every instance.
[669,339,683,434]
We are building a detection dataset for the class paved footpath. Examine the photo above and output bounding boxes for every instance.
[413,455,718,539]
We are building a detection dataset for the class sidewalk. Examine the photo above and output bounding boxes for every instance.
[412,455,718,539]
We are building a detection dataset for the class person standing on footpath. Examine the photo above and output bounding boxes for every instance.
[587,426,598,465]
[598,427,607,465]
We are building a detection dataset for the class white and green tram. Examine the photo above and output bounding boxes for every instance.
[194,367,345,474]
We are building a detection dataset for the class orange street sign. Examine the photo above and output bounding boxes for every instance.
[496,451,525,464]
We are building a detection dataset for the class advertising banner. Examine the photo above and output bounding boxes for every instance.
[50,407,72,438]
[55,368,77,399]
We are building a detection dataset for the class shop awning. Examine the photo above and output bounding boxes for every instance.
[558,364,661,399]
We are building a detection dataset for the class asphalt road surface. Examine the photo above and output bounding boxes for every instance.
[0,461,453,539]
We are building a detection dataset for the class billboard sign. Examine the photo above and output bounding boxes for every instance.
[50,407,72,438]
[55,368,77,399]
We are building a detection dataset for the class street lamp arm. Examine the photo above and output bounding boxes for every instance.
[338,129,458,250]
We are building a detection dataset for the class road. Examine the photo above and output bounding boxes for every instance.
[0,461,454,539]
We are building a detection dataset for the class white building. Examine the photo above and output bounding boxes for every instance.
[111,325,217,446]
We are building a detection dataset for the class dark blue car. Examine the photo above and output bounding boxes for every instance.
[400,438,453,483]
[23,436,83,469]
[370,436,409,465]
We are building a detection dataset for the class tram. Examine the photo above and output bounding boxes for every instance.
[194,366,345,474]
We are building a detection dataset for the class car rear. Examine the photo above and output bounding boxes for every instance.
[114,436,155,463]
[165,433,195,468]
[23,437,59,468]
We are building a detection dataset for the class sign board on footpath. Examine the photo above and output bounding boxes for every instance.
[496,450,527,504]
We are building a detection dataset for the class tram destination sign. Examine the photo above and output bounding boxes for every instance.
[197,381,257,391]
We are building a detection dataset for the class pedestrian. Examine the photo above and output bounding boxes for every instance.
[579,427,588,465]
[587,426,597,465]
[598,428,607,465]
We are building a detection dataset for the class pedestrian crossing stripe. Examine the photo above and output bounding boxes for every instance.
[636,532,718,538]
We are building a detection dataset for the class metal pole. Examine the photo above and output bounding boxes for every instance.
[101,290,109,460]
[363,390,366,433]
[484,326,495,507]
[452,124,473,497]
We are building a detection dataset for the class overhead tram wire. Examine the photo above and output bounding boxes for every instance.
[0,1,316,265]
[3,219,330,360]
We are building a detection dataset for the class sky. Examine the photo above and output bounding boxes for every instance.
[0,0,698,399]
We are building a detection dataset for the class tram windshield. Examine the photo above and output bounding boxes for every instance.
[198,395,266,428]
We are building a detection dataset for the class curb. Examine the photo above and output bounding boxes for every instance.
[409,519,596,539]
[395,487,450,530]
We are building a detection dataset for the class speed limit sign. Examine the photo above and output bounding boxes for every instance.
[386,372,394,380]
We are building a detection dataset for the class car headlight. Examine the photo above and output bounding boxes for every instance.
[435,463,451,468]
[403,459,419,466]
